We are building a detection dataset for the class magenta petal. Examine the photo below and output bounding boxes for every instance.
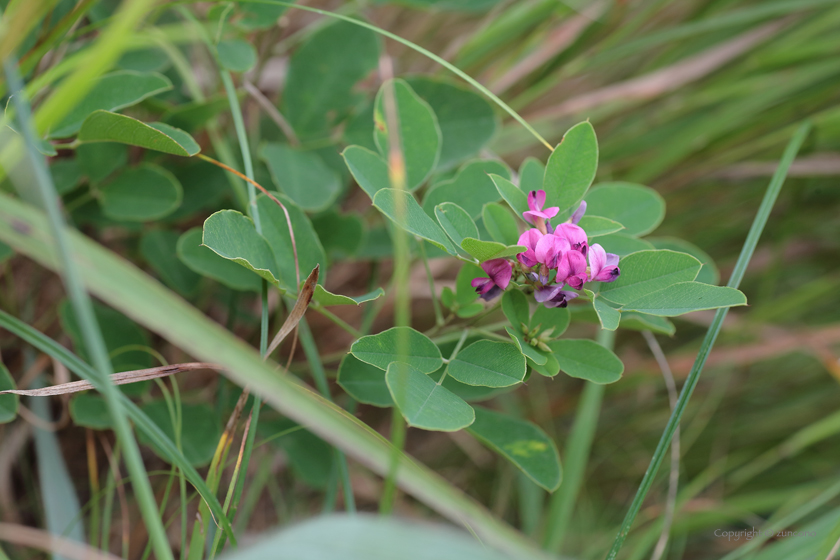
[555,223,588,253]
[518,229,543,251]
[481,258,512,290]
[528,190,546,212]
[605,252,619,268]
[588,243,607,276]
[522,210,541,225]
[534,235,556,267]
[594,266,620,283]
[517,250,538,267]
[542,206,560,219]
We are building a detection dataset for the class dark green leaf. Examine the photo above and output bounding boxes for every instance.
[550,339,623,384]
[77,111,200,156]
[260,143,341,212]
[448,340,525,388]
[337,354,393,407]
[99,164,183,221]
[140,230,201,297]
[482,203,520,245]
[177,228,261,292]
[468,407,561,491]
[502,289,529,328]
[78,142,126,184]
[137,401,221,467]
[0,363,18,423]
[217,38,257,72]
[343,145,390,199]
[202,210,281,287]
[69,393,111,429]
[373,189,456,254]
[460,238,524,262]
[351,327,443,374]
[51,159,81,194]
[578,216,624,238]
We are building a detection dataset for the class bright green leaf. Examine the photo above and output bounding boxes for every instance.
[460,238,524,262]
[490,173,528,218]
[423,160,510,218]
[543,122,598,219]
[312,285,385,306]
[502,289,529,328]
[435,202,478,248]
[467,407,561,491]
[77,111,200,156]
[584,182,665,236]
[620,282,747,316]
[482,203,520,245]
[578,215,624,238]
[337,354,393,407]
[351,327,443,374]
[343,145,390,199]
[595,232,654,257]
[374,79,441,190]
[550,339,623,384]
[648,237,720,285]
[99,164,182,221]
[386,363,474,431]
[373,189,456,254]
[176,228,260,292]
[448,340,525,388]
[599,250,702,305]
[202,210,281,287]
[49,70,172,138]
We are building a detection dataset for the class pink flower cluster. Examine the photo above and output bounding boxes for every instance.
[471,190,620,308]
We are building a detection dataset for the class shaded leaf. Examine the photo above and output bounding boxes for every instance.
[261,143,341,212]
[467,407,561,491]
[337,354,393,407]
[137,401,221,467]
[140,230,201,297]
[99,164,182,221]
[217,38,257,72]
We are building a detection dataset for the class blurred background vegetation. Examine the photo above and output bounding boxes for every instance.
[1,0,839,559]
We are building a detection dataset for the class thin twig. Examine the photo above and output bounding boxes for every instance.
[243,80,299,146]
[642,330,680,560]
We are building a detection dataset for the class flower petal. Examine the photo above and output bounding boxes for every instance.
[570,201,587,225]
[481,258,512,290]
[588,243,607,277]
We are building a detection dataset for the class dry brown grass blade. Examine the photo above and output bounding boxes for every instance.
[0,362,219,396]
[0,522,122,560]
[266,264,319,357]
[529,18,789,121]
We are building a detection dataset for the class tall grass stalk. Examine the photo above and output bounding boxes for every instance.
[604,121,812,560]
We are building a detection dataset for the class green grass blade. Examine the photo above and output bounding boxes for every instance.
[3,60,174,560]
[0,195,546,560]
[0,310,236,546]
[603,121,811,560]
[542,329,612,553]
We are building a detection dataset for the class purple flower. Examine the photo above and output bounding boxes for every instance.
[557,249,588,290]
[535,234,571,270]
[534,285,579,309]
[523,190,559,234]
[570,201,587,225]
[588,243,620,283]
[554,223,589,255]
[516,229,543,268]
[471,258,513,301]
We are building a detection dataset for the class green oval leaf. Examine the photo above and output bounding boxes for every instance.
[202,210,281,287]
[482,203,520,245]
[373,189,456,254]
[449,340,526,388]
[502,289,530,328]
[405,76,497,170]
[550,339,623,384]
[460,238,525,262]
[490,173,528,218]
[99,164,182,221]
[648,237,720,285]
[386,362,474,432]
[140,230,201,298]
[620,282,747,316]
[343,145,391,199]
[543,121,598,219]
[599,250,702,305]
[176,228,261,292]
[577,215,624,238]
[260,143,341,212]
[467,407,561,492]
[529,305,570,338]
[374,79,441,190]
[217,38,257,72]
[283,20,380,140]
[49,70,173,138]
[77,111,200,156]
[423,160,510,218]
[69,393,111,429]
[312,285,385,306]
[435,202,478,247]
[594,232,654,257]
[588,291,621,331]
[337,354,393,408]
[257,194,327,292]
[351,326,443,374]
[518,157,544,194]
[585,182,665,236]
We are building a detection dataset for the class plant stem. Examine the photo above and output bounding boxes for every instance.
[437,329,470,385]
[543,328,612,553]
[3,59,174,560]
[603,122,811,560]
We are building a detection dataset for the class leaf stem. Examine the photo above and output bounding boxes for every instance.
[437,329,470,385]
